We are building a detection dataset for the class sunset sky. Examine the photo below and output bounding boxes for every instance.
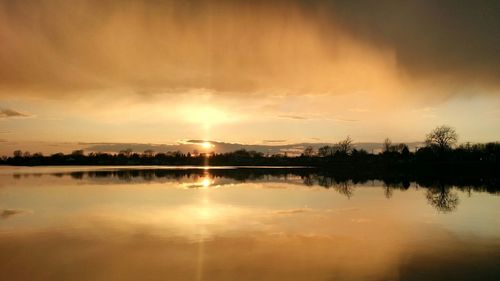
[1,0,499,155]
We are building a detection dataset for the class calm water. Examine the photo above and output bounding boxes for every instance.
[1,166,499,281]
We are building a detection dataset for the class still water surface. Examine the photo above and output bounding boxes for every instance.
[1,166,499,281]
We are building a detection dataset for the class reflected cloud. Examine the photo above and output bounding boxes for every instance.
[0,108,32,119]
[0,167,499,280]
[0,210,499,281]
[1,209,29,219]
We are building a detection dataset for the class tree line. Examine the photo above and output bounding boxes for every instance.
[1,125,499,174]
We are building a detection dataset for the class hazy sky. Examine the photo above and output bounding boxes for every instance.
[1,0,499,154]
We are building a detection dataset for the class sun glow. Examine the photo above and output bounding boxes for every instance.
[200,142,213,149]
[201,178,212,188]
[183,106,231,128]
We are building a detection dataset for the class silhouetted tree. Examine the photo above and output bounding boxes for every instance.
[143,149,155,157]
[13,150,23,157]
[425,125,458,150]
[401,145,410,159]
[303,146,314,157]
[71,150,84,156]
[383,138,392,153]
[318,145,334,157]
[119,148,133,156]
[336,136,353,155]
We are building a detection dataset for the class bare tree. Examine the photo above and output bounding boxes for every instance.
[337,136,353,154]
[425,125,458,150]
[383,138,392,153]
[119,148,133,156]
[318,145,334,157]
[71,150,84,156]
[303,146,314,157]
[143,149,155,157]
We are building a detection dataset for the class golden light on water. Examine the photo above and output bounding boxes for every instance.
[181,176,214,189]
[196,204,217,221]
[1,0,499,279]
[201,178,212,188]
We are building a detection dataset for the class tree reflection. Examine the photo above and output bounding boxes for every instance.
[305,175,354,198]
[425,185,459,213]
[12,168,500,212]
[334,181,354,199]
[384,186,393,199]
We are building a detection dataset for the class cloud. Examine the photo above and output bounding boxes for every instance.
[83,141,424,156]
[278,115,309,120]
[0,0,498,145]
[263,140,287,144]
[350,218,372,224]
[329,117,359,122]
[184,140,211,144]
[274,208,310,215]
[326,0,500,86]
[0,0,497,102]
[278,114,359,122]
[349,108,370,113]
[0,108,31,118]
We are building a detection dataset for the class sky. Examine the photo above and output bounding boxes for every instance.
[1,0,499,155]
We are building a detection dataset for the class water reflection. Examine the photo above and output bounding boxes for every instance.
[425,184,460,213]
[7,167,499,213]
[1,167,500,280]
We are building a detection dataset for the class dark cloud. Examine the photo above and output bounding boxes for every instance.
[0,0,498,100]
[322,0,500,86]
[184,140,212,144]
[0,109,31,118]
[263,140,287,143]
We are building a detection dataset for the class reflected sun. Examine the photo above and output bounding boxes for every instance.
[201,178,212,188]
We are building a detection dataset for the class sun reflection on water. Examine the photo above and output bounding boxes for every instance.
[181,176,216,189]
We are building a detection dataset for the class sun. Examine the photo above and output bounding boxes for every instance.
[200,142,213,149]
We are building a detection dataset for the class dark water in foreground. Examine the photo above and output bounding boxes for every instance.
[1,166,499,281]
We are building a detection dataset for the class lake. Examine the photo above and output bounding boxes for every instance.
[1,166,499,281]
